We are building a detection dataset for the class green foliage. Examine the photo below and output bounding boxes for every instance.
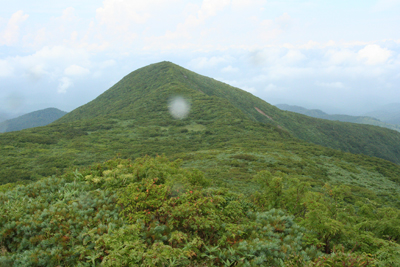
[307,245,377,267]
[98,157,318,266]
[250,169,400,265]
[0,167,127,266]
[2,62,400,185]
[2,155,400,265]
[2,62,400,265]
[0,156,319,266]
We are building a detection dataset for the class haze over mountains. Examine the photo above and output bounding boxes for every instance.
[0,108,67,133]
[2,62,400,265]
[276,104,400,132]
[364,103,400,125]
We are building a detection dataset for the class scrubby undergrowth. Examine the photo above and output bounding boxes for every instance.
[1,156,399,266]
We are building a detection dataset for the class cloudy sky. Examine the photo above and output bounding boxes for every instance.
[0,0,399,118]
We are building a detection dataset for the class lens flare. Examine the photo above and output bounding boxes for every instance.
[168,96,190,119]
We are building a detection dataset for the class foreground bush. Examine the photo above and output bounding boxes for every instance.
[1,155,397,266]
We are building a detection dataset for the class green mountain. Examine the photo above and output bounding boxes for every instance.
[2,61,400,265]
[2,61,400,183]
[56,62,400,164]
[0,112,14,124]
[276,104,400,132]
[275,104,328,118]
[0,108,67,133]
[364,103,400,125]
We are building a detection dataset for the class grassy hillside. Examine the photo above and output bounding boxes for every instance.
[0,62,400,185]
[2,62,400,265]
[0,108,67,133]
[276,104,400,132]
[57,62,400,164]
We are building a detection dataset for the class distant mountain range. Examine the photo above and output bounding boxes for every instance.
[364,103,400,125]
[0,108,67,133]
[0,112,13,124]
[276,104,400,132]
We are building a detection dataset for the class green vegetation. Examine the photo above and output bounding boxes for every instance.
[2,156,399,266]
[2,61,400,265]
[2,61,400,185]
[276,104,400,133]
[0,108,67,133]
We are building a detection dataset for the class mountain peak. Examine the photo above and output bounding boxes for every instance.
[54,62,400,165]
[56,61,206,123]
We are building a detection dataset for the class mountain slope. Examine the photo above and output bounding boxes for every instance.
[0,108,67,133]
[55,62,400,165]
[2,62,400,264]
[0,61,400,187]
[1,61,400,185]
[276,104,400,132]
[364,103,400,125]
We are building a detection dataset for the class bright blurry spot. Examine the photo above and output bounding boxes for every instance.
[168,96,190,119]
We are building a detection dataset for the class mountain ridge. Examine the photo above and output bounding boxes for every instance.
[0,107,67,133]
[364,103,400,125]
[1,61,400,186]
[276,103,400,132]
[54,61,400,164]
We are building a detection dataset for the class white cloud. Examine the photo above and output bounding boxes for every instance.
[327,49,357,65]
[27,65,47,80]
[23,46,90,65]
[57,77,73,94]
[14,46,91,77]
[266,66,314,80]
[198,0,231,21]
[315,81,345,88]
[265,83,278,92]
[0,59,14,77]
[358,44,392,65]
[231,0,266,9]
[300,40,337,50]
[275,12,292,31]
[61,7,77,21]
[0,10,29,45]
[96,1,150,26]
[248,48,283,66]
[64,65,90,76]
[252,74,268,83]
[99,59,116,69]
[282,50,306,65]
[301,40,320,50]
[189,56,230,69]
[96,0,179,28]
[221,65,239,72]
[373,0,400,11]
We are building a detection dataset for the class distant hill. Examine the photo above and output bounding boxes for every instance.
[0,112,13,124]
[276,104,400,132]
[0,108,67,133]
[364,103,400,125]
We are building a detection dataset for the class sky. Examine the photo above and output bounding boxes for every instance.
[0,0,399,118]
